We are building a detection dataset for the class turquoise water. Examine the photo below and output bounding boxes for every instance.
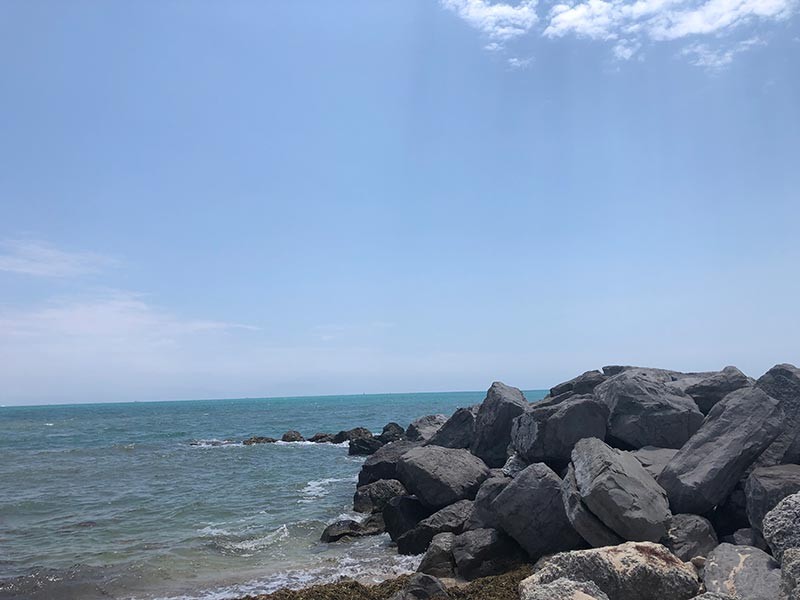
[0,391,545,600]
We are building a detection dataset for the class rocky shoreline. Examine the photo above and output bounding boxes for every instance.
[242,363,800,600]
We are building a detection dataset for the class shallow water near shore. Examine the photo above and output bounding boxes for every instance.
[0,391,545,600]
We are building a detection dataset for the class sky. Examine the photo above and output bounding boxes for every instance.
[0,1,799,405]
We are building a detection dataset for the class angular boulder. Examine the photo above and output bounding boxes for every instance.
[465,476,509,530]
[333,427,373,444]
[492,463,583,559]
[671,366,752,414]
[657,387,783,515]
[470,382,529,467]
[704,543,781,600]
[520,541,700,600]
[378,422,406,444]
[397,500,473,555]
[550,369,608,397]
[417,532,456,578]
[561,463,623,548]
[451,528,525,580]
[665,514,718,561]
[745,464,800,532]
[243,436,277,445]
[519,577,610,600]
[501,453,529,478]
[307,432,333,443]
[383,495,434,541]
[397,446,490,509]
[571,437,672,542]
[426,406,478,449]
[406,415,447,442]
[353,479,407,514]
[388,573,449,600]
[756,363,800,466]
[281,430,305,442]
[512,394,608,469]
[762,491,800,562]
[358,440,419,486]
[594,370,704,449]
[349,435,384,456]
[320,514,384,542]
[628,446,678,479]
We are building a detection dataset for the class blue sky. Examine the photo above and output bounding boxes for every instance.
[1,1,798,405]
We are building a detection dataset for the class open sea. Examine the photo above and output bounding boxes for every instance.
[0,390,545,600]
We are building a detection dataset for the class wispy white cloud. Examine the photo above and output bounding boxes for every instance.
[681,36,765,68]
[0,239,116,277]
[441,0,539,46]
[508,55,535,67]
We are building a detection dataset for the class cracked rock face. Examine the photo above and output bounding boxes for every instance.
[703,543,781,600]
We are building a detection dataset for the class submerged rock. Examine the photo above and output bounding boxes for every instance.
[470,382,529,468]
[397,446,489,509]
[703,543,781,600]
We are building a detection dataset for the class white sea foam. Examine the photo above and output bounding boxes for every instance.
[188,439,242,448]
[45,423,54,426]
[216,524,290,555]
[298,476,356,504]
[275,440,349,448]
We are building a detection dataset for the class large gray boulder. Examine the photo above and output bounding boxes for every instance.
[511,394,608,469]
[332,426,372,444]
[520,541,700,600]
[349,435,384,456]
[745,464,800,532]
[383,495,433,541]
[628,446,679,479]
[668,366,752,414]
[594,369,704,449]
[550,369,608,397]
[519,577,610,600]
[396,500,473,555]
[353,479,407,514]
[464,475,509,530]
[451,528,525,580]
[762,491,800,562]
[358,440,420,486]
[417,532,456,578]
[571,437,672,542]
[657,387,783,515]
[378,422,406,444]
[492,463,583,559]
[406,415,447,442]
[703,543,781,600]
[756,363,800,466]
[397,446,490,509]
[470,382,529,467]
[425,406,478,449]
[665,514,718,561]
[388,573,449,600]
[561,463,623,548]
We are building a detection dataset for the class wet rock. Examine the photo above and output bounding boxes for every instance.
[511,394,608,469]
[397,446,490,510]
[561,463,623,548]
[703,543,781,600]
[242,436,277,445]
[520,541,700,600]
[465,476,509,531]
[665,514,718,561]
[501,453,529,478]
[762,491,800,562]
[657,387,783,515]
[426,406,479,449]
[780,548,800,600]
[378,422,406,444]
[353,479,407,514]
[332,427,373,445]
[493,463,583,559]
[383,495,434,542]
[745,464,800,532]
[281,430,305,442]
[451,528,525,580]
[629,446,679,479]
[320,514,384,542]
[388,573,449,600]
[550,369,608,397]
[594,370,704,449]
[397,500,473,555]
[406,415,447,442]
[308,432,334,443]
[348,435,385,456]
[755,363,800,466]
[470,382,529,468]
[417,532,456,578]
[519,577,611,600]
[571,437,671,542]
[358,440,420,486]
[670,366,752,415]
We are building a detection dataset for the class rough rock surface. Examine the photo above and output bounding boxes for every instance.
[512,394,608,468]
[243,436,277,445]
[501,453,529,478]
[349,436,384,456]
[711,484,750,538]
[378,422,406,444]
[594,370,704,449]
[550,369,608,397]
[353,479,407,514]
[520,541,700,600]
[397,446,490,509]
[406,415,447,442]
[780,548,800,600]
[571,437,671,542]
[417,532,456,578]
[703,543,781,600]
[470,382,529,468]
[451,528,525,580]
[281,430,305,442]
[629,446,679,480]
[426,406,479,449]
[657,387,783,515]
[492,463,583,559]
[397,500,473,555]
[465,476,509,531]
[745,464,800,532]
[383,496,433,542]
[561,463,623,548]
[755,363,800,466]
[722,527,768,551]
[358,441,420,486]
[762,491,800,562]
[665,514,718,561]
[388,573,449,600]
[519,577,611,600]
[320,514,384,542]
[333,427,373,445]
[307,433,333,443]
[670,366,752,414]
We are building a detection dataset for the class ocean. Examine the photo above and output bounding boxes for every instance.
[0,390,545,600]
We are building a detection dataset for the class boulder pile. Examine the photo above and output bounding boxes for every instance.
[318,363,800,600]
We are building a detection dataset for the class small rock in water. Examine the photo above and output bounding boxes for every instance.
[332,427,373,444]
[242,436,277,445]
[307,432,334,443]
[281,430,305,442]
[349,435,384,456]
[378,422,405,444]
